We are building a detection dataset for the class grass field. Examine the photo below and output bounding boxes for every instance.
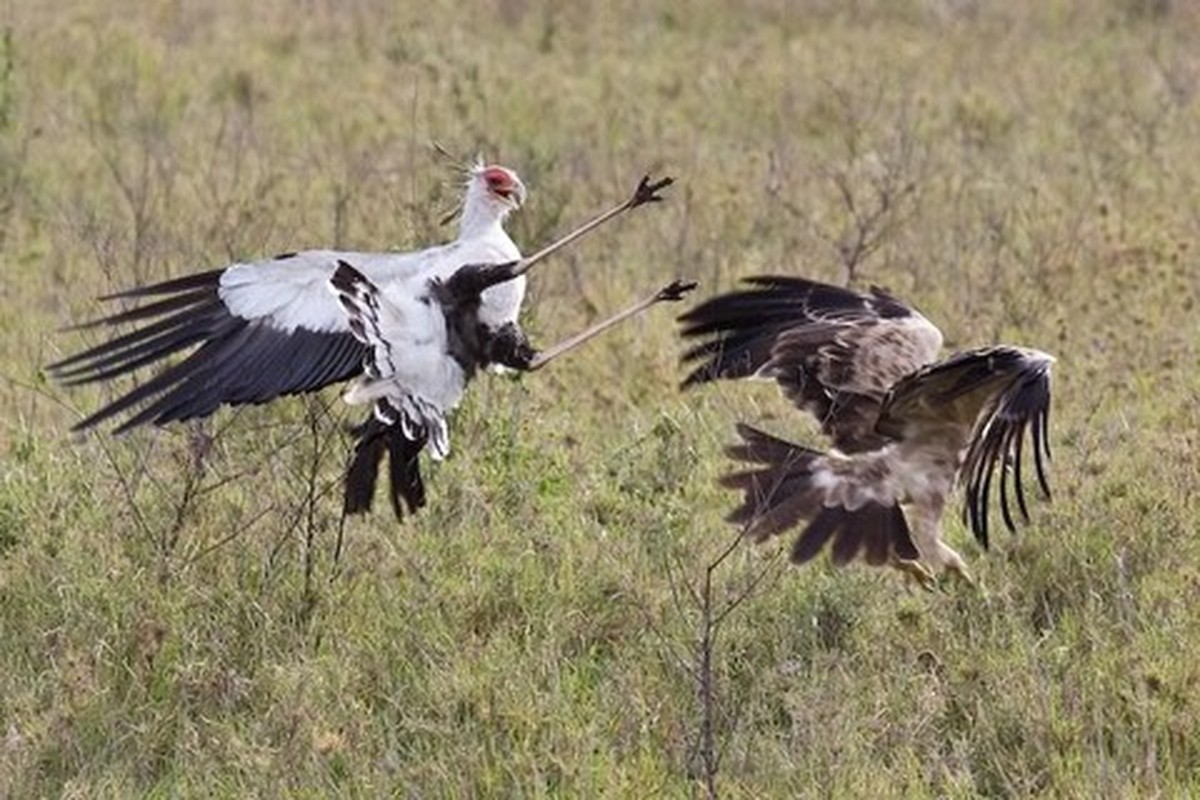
[2,0,1199,796]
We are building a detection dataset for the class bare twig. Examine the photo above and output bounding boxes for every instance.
[770,81,928,287]
[659,523,777,799]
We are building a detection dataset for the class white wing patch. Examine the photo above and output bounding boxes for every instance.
[818,448,907,511]
[219,249,441,333]
[329,261,465,460]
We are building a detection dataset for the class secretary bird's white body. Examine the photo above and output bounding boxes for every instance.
[216,166,527,457]
[330,259,468,460]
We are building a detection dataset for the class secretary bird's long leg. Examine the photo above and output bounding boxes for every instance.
[526,279,697,372]
[511,175,673,279]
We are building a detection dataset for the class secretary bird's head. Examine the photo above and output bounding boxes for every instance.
[464,161,526,217]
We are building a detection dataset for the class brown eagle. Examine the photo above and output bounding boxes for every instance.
[680,276,1054,585]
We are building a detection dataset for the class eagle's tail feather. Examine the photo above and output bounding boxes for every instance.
[720,423,919,567]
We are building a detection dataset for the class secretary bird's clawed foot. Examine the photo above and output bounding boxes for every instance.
[629,175,674,208]
[655,279,698,303]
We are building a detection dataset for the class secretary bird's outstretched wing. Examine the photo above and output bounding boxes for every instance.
[875,346,1055,548]
[679,276,944,452]
[46,249,450,432]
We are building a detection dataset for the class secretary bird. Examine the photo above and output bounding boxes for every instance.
[51,166,691,517]
[679,276,1054,586]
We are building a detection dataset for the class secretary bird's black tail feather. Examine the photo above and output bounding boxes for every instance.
[344,416,427,520]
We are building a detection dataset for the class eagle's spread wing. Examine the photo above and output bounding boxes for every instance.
[679,276,944,451]
[45,249,447,432]
[877,346,1055,547]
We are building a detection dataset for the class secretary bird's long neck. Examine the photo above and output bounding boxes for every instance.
[457,184,512,241]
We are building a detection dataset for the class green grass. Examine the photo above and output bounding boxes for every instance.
[2,0,1200,795]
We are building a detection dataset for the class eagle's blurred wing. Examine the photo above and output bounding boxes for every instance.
[720,423,921,566]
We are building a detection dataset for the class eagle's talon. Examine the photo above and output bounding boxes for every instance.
[943,562,977,588]
[893,559,937,592]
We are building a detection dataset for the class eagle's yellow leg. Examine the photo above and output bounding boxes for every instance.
[942,561,976,588]
[892,559,937,591]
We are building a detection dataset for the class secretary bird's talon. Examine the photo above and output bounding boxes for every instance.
[631,175,674,207]
[656,280,698,303]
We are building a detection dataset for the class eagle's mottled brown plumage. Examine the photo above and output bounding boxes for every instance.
[681,275,1054,583]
